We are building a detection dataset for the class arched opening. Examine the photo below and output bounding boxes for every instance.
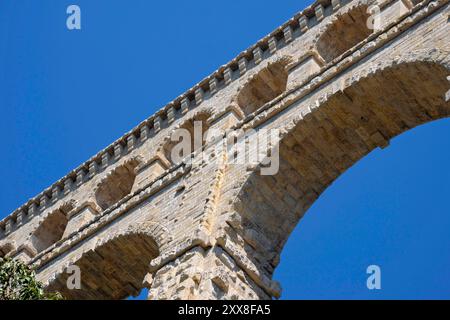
[231,59,450,291]
[275,117,450,299]
[45,229,159,300]
[163,113,211,165]
[95,160,140,211]
[0,242,15,258]
[316,5,372,62]
[31,204,73,254]
[237,60,289,116]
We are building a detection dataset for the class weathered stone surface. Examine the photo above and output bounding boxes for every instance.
[0,0,449,300]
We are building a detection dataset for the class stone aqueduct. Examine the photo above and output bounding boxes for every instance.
[1,0,449,300]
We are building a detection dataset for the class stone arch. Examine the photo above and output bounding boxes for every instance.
[0,241,16,258]
[228,51,450,289]
[30,202,75,254]
[45,221,162,300]
[94,158,141,211]
[316,2,372,62]
[236,57,291,116]
[161,111,212,165]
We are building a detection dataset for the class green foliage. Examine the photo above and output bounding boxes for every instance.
[0,257,63,300]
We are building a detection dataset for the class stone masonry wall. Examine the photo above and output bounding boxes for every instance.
[0,0,448,299]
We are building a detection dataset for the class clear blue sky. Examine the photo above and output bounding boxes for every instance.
[1,0,450,300]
